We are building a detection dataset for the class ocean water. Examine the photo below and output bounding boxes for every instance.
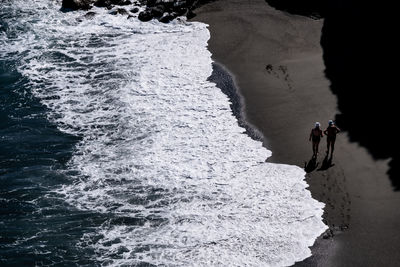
[0,1,327,266]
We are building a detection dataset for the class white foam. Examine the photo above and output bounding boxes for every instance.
[1,1,327,266]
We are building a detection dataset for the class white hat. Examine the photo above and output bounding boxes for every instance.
[315,122,320,127]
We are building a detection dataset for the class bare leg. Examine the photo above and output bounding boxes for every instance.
[312,141,320,157]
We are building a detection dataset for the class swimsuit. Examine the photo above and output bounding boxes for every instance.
[312,135,321,142]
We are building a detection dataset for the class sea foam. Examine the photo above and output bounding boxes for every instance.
[1,1,327,266]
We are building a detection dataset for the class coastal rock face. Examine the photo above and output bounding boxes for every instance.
[150,5,165,17]
[61,0,204,23]
[62,0,133,10]
[159,12,175,23]
[94,0,132,8]
[137,0,198,22]
[138,10,153,21]
[93,0,112,7]
[62,0,95,10]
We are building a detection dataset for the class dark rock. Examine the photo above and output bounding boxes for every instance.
[171,0,189,15]
[146,0,157,7]
[62,0,94,10]
[84,11,97,18]
[150,5,165,17]
[159,12,175,23]
[138,10,153,21]
[172,7,187,16]
[94,0,131,8]
[157,0,174,3]
[186,9,196,19]
[156,0,175,9]
[109,8,129,15]
[173,0,187,8]
[114,0,132,5]
[93,0,112,8]
[130,7,140,13]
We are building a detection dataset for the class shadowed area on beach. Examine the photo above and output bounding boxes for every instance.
[193,0,400,265]
[265,0,399,190]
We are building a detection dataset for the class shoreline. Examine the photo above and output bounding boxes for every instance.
[208,62,264,142]
[192,0,400,266]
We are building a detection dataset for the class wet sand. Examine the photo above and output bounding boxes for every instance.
[193,0,400,265]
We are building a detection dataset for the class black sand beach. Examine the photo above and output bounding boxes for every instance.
[193,0,400,265]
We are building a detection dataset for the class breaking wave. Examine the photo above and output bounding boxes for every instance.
[0,1,326,266]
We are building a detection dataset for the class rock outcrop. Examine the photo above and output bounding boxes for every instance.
[62,0,95,10]
[137,0,198,22]
[61,0,208,23]
[94,0,132,9]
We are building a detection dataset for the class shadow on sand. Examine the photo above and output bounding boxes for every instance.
[304,156,319,173]
[318,154,335,171]
[304,154,335,173]
[265,0,399,190]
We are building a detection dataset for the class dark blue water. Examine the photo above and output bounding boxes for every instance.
[0,4,166,265]
[0,23,103,267]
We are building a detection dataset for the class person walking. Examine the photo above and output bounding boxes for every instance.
[324,120,341,156]
[309,122,323,158]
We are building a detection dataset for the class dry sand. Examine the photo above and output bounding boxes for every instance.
[193,0,400,265]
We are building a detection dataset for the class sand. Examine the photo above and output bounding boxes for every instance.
[192,0,400,265]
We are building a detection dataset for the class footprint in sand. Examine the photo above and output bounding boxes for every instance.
[265,64,293,91]
[319,165,352,237]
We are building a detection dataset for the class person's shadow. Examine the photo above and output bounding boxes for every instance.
[318,154,335,171]
[304,156,319,173]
